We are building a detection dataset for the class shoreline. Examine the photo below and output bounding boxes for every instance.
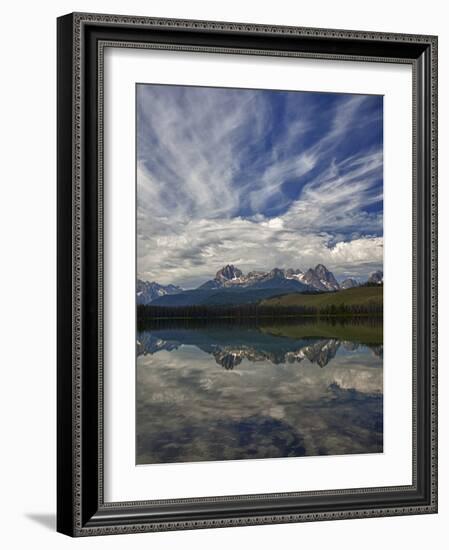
[137,313,383,321]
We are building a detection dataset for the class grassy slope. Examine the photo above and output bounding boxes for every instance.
[260,321,383,344]
[261,285,383,308]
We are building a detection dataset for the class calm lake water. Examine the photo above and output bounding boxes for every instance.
[136,318,383,464]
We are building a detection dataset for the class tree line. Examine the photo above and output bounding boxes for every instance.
[137,302,383,321]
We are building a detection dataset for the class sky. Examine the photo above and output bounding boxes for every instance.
[136,84,383,289]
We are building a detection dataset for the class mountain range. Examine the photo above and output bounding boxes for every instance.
[199,264,340,292]
[137,264,383,307]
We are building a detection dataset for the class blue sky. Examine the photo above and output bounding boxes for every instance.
[137,84,383,289]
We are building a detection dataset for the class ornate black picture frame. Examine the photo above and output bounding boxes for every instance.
[57,12,438,537]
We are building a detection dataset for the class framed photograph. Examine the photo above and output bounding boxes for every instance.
[57,12,438,536]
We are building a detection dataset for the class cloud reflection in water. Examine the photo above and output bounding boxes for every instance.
[136,321,383,464]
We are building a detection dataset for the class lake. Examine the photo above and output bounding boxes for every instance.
[136,318,383,464]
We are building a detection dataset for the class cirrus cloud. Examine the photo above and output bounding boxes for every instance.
[137,84,383,288]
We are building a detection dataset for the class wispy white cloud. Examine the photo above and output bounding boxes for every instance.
[136,85,383,287]
[138,215,383,288]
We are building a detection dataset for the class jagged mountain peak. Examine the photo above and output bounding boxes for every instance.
[368,270,383,284]
[136,279,183,305]
[340,278,358,290]
[300,264,340,291]
[268,267,286,278]
[215,264,243,281]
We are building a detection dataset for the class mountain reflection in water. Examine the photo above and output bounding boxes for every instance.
[136,318,383,464]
